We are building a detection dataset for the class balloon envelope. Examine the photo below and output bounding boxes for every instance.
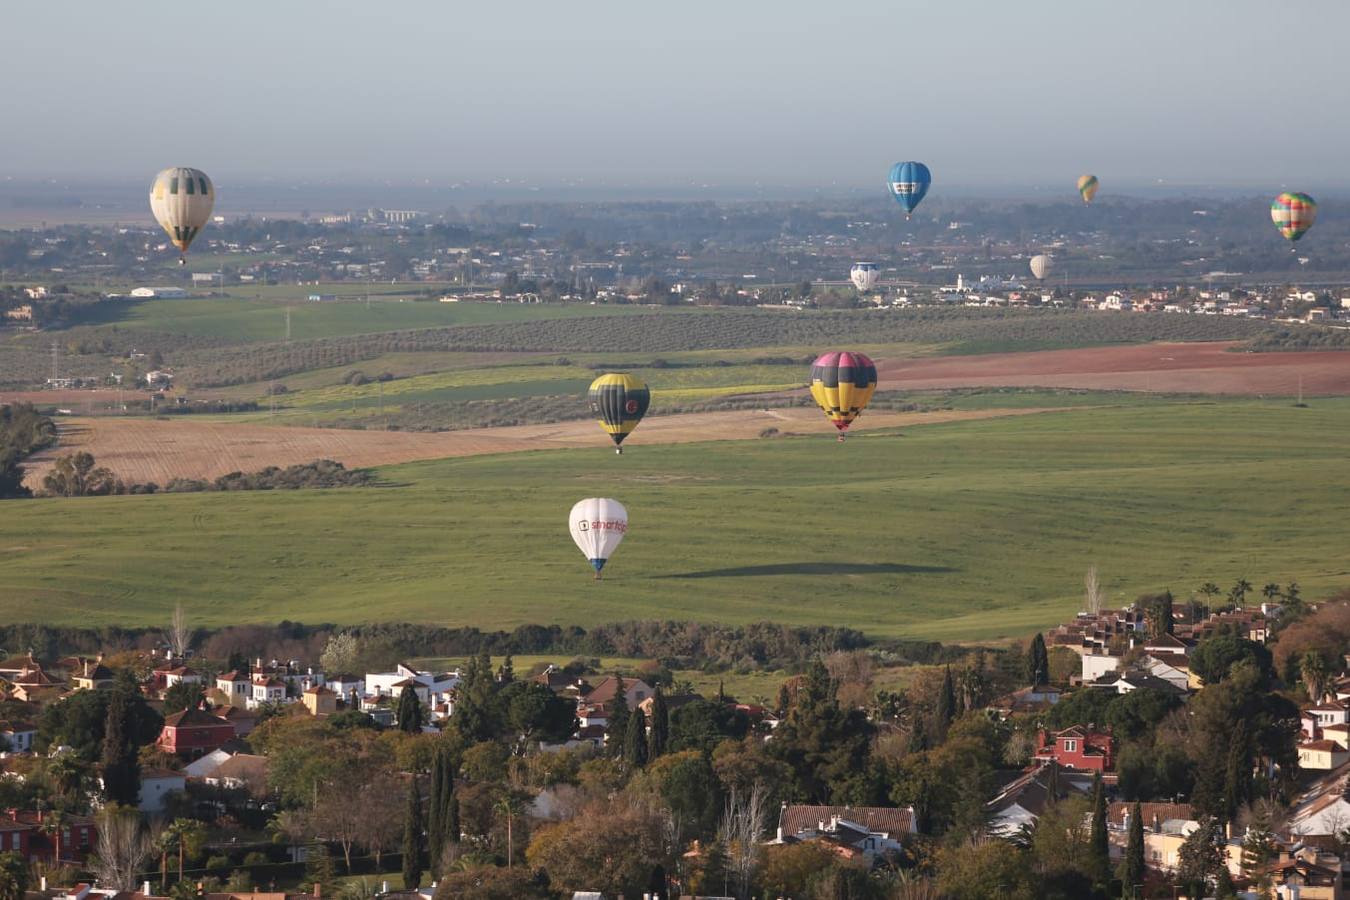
[887,161,931,216]
[1077,175,1099,204]
[569,498,628,573]
[809,351,877,433]
[149,167,214,256]
[1029,254,1051,281]
[587,373,650,448]
[850,262,880,292]
[1271,192,1317,242]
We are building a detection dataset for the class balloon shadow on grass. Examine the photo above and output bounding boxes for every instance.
[656,562,956,579]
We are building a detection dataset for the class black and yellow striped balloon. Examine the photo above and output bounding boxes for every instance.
[588,373,650,453]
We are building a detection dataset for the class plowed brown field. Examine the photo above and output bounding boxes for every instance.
[874,341,1350,394]
[20,406,1055,488]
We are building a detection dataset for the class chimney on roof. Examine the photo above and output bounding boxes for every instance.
[314,882,321,898]
[39,877,46,892]
[143,881,151,896]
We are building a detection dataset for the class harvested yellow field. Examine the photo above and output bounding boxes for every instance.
[21,406,1059,488]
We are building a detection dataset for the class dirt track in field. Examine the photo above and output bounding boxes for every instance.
[20,407,1055,488]
[873,342,1350,395]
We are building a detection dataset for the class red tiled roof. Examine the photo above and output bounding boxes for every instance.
[780,805,913,838]
[162,707,232,729]
[1107,802,1193,829]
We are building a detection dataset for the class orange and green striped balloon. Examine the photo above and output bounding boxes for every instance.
[1077,174,1099,205]
[1271,192,1317,243]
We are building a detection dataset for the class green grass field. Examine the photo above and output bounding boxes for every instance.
[63,295,658,344]
[2,396,1345,643]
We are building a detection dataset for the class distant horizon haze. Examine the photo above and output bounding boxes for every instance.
[3,1,1346,189]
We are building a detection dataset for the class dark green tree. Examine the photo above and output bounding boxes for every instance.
[1222,719,1252,822]
[1120,801,1145,899]
[303,840,334,896]
[427,746,458,878]
[0,850,28,900]
[1176,816,1225,900]
[402,776,423,890]
[647,686,669,760]
[100,684,140,806]
[397,684,423,734]
[623,708,648,768]
[1026,633,1050,686]
[452,653,497,743]
[605,676,629,757]
[496,654,514,684]
[768,660,872,803]
[1144,591,1175,637]
[1088,771,1110,890]
[661,752,722,845]
[162,681,205,715]
[934,666,956,741]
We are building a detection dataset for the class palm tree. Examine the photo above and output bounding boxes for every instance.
[1262,583,1281,604]
[162,818,205,884]
[1199,582,1221,602]
[1230,579,1253,606]
[45,754,88,811]
[494,793,525,869]
[40,808,65,865]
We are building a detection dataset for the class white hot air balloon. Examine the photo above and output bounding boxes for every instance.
[850,262,880,293]
[149,167,215,265]
[568,498,628,579]
[1029,254,1052,282]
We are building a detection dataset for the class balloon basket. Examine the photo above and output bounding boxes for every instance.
[616,447,623,455]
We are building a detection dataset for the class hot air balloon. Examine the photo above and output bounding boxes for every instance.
[149,167,215,265]
[588,373,650,453]
[887,161,931,219]
[1271,192,1317,243]
[850,262,880,293]
[1029,254,1052,281]
[809,351,877,440]
[1077,175,1099,205]
[569,498,628,579]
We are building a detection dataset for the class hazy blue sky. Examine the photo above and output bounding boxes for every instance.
[4,1,1347,190]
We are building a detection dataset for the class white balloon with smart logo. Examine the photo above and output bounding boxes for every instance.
[568,498,628,579]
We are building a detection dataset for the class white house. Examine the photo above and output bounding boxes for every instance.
[1138,655,1192,692]
[249,677,287,709]
[137,768,186,814]
[183,748,233,779]
[130,287,188,299]
[328,674,364,704]
[215,671,251,707]
[1299,740,1350,772]
[365,663,460,714]
[1,724,36,753]
[1081,650,1122,683]
[1290,765,1350,836]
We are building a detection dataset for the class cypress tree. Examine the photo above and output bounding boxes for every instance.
[1222,719,1251,823]
[497,654,514,684]
[396,684,423,734]
[1089,770,1109,889]
[624,707,649,768]
[101,684,140,806]
[647,686,669,760]
[303,840,334,895]
[427,749,447,877]
[1120,801,1145,899]
[1026,633,1050,686]
[402,775,423,890]
[934,666,956,741]
[605,676,629,756]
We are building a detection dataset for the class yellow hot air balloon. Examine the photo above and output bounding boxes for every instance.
[150,167,215,264]
[587,373,650,453]
[1077,174,1099,205]
[809,351,877,441]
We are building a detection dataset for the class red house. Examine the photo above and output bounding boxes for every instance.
[0,809,96,863]
[157,705,236,759]
[1035,725,1114,772]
